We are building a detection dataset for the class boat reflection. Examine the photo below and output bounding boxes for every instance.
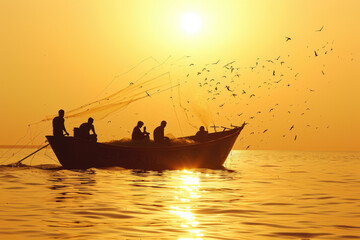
[170,170,204,240]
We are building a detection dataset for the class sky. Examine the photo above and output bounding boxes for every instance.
[0,0,359,151]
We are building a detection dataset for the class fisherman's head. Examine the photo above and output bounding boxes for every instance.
[137,121,144,127]
[58,109,65,118]
[161,120,167,127]
[199,126,205,131]
[88,117,94,124]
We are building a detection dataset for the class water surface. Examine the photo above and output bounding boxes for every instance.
[0,149,359,239]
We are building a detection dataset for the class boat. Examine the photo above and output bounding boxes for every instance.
[46,125,245,170]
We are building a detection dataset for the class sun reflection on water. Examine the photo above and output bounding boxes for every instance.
[169,170,204,240]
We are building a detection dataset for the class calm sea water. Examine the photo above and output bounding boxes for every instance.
[0,149,359,240]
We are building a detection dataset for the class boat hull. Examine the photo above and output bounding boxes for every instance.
[46,127,243,170]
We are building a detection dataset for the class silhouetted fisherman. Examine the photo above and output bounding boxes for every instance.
[79,117,97,141]
[195,126,208,142]
[52,109,69,137]
[132,121,150,142]
[153,120,169,144]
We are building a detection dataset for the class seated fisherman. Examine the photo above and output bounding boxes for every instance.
[79,117,97,141]
[153,120,170,144]
[132,121,150,142]
[52,109,69,137]
[195,126,208,142]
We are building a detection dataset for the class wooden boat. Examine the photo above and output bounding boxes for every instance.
[46,125,245,170]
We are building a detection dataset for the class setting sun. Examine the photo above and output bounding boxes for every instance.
[180,12,203,34]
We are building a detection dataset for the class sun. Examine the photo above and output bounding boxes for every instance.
[180,12,203,34]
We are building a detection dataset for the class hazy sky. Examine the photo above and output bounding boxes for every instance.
[0,0,359,150]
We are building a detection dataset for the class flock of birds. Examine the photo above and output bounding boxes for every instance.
[167,26,335,149]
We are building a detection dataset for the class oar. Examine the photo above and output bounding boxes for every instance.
[14,144,50,166]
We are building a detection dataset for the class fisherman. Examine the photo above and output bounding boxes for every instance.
[79,117,97,141]
[52,109,69,137]
[195,126,208,142]
[153,120,170,144]
[132,121,150,142]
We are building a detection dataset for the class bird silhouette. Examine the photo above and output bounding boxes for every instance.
[290,125,294,130]
[316,26,324,32]
[285,37,291,41]
[314,50,318,57]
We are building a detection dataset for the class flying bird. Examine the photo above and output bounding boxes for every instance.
[316,26,324,32]
[314,50,318,57]
[285,37,292,41]
[290,125,294,130]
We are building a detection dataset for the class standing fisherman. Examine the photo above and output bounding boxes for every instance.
[52,109,69,137]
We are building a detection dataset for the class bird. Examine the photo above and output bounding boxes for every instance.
[290,125,294,130]
[273,70,275,76]
[269,108,274,112]
[285,37,291,41]
[212,59,220,65]
[225,85,233,92]
[246,145,251,150]
[146,91,151,97]
[322,70,325,75]
[189,63,194,66]
[314,50,318,57]
[263,129,268,133]
[316,26,324,32]
[242,90,246,94]
[294,135,297,141]
[250,94,255,98]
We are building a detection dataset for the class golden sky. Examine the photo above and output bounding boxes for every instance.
[0,0,359,151]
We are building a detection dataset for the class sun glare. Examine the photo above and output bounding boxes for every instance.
[180,12,203,34]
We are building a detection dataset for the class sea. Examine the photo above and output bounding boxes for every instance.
[0,148,359,240]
